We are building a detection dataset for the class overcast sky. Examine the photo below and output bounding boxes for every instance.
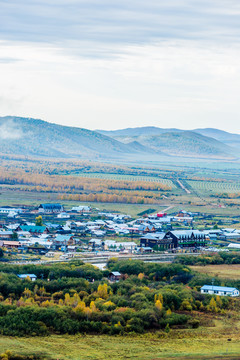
[1,0,240,132]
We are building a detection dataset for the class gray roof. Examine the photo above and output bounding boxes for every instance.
[110,272,121,276]
[142,232,165,240]
[201,285,238,292]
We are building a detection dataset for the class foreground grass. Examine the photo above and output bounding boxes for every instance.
[0,324,240,360]
[190,264,240,280]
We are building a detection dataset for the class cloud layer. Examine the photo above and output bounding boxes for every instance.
[0,1,240,132]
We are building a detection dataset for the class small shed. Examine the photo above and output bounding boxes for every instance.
[201,285,239,297]
[18,274,37,281]
[108,271,121,282]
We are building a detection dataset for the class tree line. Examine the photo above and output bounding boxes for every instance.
[0,259,238,337]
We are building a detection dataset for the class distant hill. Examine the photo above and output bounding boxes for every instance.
[142,131,236,158]
[194,128,240,149]
[97,127,240,160]
[98,126,182,137]
[0,118,239,160]
[0,116,147,159]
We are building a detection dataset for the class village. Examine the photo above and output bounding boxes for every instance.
[0,203,239,262]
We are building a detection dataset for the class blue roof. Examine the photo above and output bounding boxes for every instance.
[201,285,238,292]
[20,225,46,233]
[54,235,72,243]
[18,274,37,278]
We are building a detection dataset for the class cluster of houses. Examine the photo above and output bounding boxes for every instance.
[1,203,240,256]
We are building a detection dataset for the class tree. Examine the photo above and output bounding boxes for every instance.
[155,299,163,311]
[11,232,18,241]
[35,215,43,226]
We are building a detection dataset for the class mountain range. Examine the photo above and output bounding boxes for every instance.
[0,116,240,161]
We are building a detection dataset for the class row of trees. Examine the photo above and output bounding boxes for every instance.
[175,252,240,266]
[58,193,156,204]
[0,167,171,192]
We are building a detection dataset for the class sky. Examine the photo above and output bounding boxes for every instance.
[1,0,240,132]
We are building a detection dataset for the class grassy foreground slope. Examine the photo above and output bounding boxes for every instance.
[0,325,240,360]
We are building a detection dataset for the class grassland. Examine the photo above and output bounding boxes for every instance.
[190,264,240,280]
[0,187,166,217]
[0,323,240,360]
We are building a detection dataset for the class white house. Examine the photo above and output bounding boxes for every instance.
[17,274,37,281]
[57,212,70,219]
[201,285,239,297]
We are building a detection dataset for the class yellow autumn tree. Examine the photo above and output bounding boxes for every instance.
[138,273,145,280]
[207,297,218,312]
[74,301,86,313]
[154,293,163,304]
[23,288,32,298]
[90,301,97,312]
[155,299,163,311]
[97,284,108,299]
[166,309,172,316]
[64,293,71,306]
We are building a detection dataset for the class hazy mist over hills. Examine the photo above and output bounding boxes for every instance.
[0,116,240,161]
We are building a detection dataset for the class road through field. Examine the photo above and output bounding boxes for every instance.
[176,179,191,194]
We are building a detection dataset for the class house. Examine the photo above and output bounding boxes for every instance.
[38,203,63,214]
[116,242,137,252]
[176,210,192,218]
[140,230,207,250]
[108,272,121,282]
[140,246,153,253]
[60,252,75,259]
[0,207,23,214]
[140,232,166,249]
[53,234,75,250]
[17,274,37,281]
[0,240,21,249]
[228,243,240,249]
[17,225,49,236]
[164,230,206,248]
[0,231,13,239]
[201,285,239,297]
[45,251,55,257]
[57,212,70,219]
[157,212,167,218]
[138,224,156,233]
[72,205,91,213]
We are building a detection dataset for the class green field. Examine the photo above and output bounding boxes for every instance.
[0,187,167,217]
[0,325,240,360]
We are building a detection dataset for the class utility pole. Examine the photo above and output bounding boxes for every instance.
[212,278,215,293]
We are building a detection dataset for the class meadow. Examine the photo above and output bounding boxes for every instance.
[190,264,240,280]
[0,325,240,360]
